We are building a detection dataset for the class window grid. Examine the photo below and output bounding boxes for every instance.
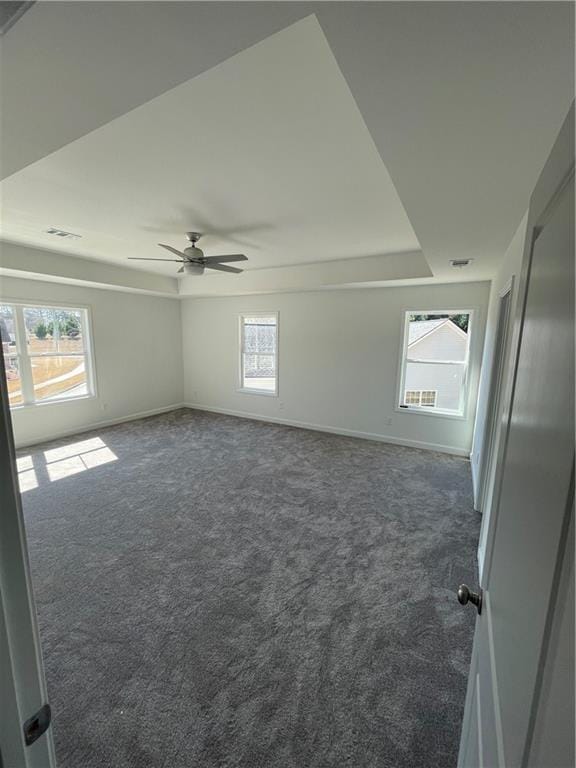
[404,390,437,407]
[239,313,278,395]
[1,303,94,408]
[404,390,422,406]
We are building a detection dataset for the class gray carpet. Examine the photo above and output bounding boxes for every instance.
[19,408,480,768]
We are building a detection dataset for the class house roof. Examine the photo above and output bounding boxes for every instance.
[408,318,448,345]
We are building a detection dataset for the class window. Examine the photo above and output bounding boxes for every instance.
[404,390,437,407]
[398,311,472,416]
[1,303,94,408]
[239,313,278,395]
[420,390,437,407]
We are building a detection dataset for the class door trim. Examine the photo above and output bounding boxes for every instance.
[480,105,574,586]
[477,277,514,513]
[0,352,56,767]
[458,101,575,768]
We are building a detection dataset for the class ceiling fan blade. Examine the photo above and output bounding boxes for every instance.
[202,254,247,264]
[206,262,243,274]
[128,257,184,262]
[158,243,189,259]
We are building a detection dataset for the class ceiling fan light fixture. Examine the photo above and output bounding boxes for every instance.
[129,232,246,274]
[183,262,205,276]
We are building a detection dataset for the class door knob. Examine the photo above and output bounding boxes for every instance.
[458,584,483,615]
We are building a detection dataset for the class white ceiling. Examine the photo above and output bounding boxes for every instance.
[0,2,573,297]
[0,16,422,287]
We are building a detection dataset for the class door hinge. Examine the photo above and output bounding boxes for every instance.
[23,703,51,746]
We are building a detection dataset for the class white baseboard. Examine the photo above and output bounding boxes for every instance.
[15,403,186,449]
[183,402,468,457]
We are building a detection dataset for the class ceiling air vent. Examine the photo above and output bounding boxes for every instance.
[450,259,473,268]
[45,228,81,240]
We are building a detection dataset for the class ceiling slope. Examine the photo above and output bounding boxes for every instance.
[318,1,574,280]
[1,2,573,295]
[0,15,424,296]
[0,1,311,180]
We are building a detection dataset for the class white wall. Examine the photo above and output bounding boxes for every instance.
[470,213,528,502]
[0,277,183,447]
[181,282,490,455]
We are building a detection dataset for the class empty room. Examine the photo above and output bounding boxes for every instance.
[0,2,574,767]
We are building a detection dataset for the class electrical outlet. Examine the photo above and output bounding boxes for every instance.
[279,401,285,411]
[384,416,392,427]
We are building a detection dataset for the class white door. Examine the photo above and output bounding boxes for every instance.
[0,355,56,766]
[458,104,574,768]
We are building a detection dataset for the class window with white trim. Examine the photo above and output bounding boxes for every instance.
[0,303,95,408]
[239,313,278,395]
[398,311,472,416]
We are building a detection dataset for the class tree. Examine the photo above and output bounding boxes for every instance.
[408,312,469,333]
[64,315,80,335]
[35,322,48,339]
[47,314,80,337]
[450,314,469,333]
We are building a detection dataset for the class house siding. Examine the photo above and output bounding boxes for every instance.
[405,321,468,410]
[404,361,465,410]
[409,322,467,360]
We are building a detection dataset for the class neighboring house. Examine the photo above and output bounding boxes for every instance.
[404,318,468,411]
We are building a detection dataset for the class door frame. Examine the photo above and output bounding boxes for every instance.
[476,278,514,579]
[479,106,574,588]
[458,102,575,767]
[476,277,514,513]
[0,352,56,767]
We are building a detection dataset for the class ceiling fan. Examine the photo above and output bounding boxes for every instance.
[128,232,248,275]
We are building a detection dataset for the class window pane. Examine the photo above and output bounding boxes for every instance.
[420,390,437,407]
[404,390,421,406]
[4,355,23,407]
[407,314,469,362]
[405,361,465,411]
[242,315,277,392]
[0,305,17,347]
[1,307,21,406]
[31,356,87,402]
[401,312,470,413]
[24,307,85,355]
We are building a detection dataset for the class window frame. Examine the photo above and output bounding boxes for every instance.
[238,311,279,397]
[395,308,474,420]
[1,299,97,409]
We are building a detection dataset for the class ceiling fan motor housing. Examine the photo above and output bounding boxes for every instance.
[184,245,204,260]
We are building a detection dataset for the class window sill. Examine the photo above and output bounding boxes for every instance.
[237,387,278,398]
[11,393,96,410]
[394,405,467,421]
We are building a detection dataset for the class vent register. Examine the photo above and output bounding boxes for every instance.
[45,228,82,240]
